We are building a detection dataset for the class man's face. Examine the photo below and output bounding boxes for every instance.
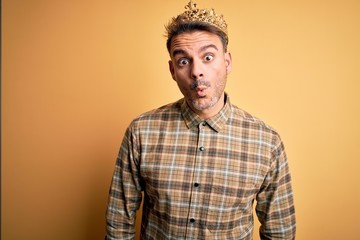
[168,31,232,118]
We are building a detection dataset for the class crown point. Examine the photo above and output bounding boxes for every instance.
[166,0,228,41]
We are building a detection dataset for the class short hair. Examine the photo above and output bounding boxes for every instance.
[165,21,229,54]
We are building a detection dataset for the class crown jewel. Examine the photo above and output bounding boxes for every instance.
[166,0,228,38]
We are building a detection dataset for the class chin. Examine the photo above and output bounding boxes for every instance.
[192,97,219,111]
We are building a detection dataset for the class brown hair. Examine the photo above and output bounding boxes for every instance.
[165,19,229,53]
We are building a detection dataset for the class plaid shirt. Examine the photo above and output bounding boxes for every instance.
[106,95,296,239]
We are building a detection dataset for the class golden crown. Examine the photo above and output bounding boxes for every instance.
[166,0,228,38]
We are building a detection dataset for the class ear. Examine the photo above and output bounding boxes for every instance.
[224,52,232,75]
[168,60,176,80]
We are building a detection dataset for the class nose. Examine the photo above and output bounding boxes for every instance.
[190,59,204,80]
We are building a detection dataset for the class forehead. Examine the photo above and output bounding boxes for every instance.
[170,31,224,57]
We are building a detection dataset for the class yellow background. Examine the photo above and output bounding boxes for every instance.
[2,0,360,239]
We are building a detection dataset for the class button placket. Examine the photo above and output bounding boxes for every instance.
[198,122,206,153]
[187,121,208,232]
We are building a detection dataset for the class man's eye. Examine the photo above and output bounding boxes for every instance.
[204,55,214,61]
[178,59,190,66]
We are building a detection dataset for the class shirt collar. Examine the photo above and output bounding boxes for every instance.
[181,93,232,132]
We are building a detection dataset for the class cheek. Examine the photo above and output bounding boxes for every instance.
[172,72,186,87]
[213,65,228,86]
[212,65,226,80]
[176,81,191,98]
[173,68,190,84]
[176,79,189,91]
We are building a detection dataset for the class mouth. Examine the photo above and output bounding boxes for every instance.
[191,80,211,98]
[195,86,207,97]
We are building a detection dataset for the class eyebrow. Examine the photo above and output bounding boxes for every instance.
[172,49,187,58]
[171,44,219,58]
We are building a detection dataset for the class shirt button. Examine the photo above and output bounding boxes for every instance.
[194,183,199,187]
[190,218,195,223]
[199,146,205,151]
[202,122,206,126]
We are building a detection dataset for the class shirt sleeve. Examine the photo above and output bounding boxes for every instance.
[106,124,143,240]
[255,135,296,239]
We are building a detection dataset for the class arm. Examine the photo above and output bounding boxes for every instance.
[256,137,296,239]
[106,125,143,240]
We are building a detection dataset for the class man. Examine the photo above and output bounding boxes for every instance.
[106,1,296,239]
